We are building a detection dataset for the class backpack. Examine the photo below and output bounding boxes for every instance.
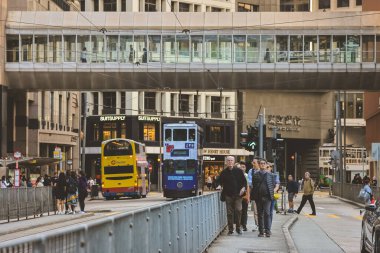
[67,178,77,194]
[358,187,370,201]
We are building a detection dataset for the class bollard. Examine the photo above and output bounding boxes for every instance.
[33,188,36,218]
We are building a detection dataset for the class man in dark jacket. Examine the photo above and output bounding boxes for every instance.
[286,174,299,213]
[220,156,247,235]
[252,159,276,237]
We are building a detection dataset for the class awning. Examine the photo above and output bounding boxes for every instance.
[0,157,60,167]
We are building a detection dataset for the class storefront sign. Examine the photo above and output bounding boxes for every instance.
[14,169,20,187]
[100,115,126,121]
[138,115,160,122]
[203,156,216,161]
[203,149,230,155]
[268,115,301,132]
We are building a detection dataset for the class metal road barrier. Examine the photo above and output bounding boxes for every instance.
[0,187,55,222]
[332,183,380,203]
[0,192,227,253]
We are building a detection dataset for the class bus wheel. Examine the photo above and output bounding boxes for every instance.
[142,195,147,198]
[115,196,120,200]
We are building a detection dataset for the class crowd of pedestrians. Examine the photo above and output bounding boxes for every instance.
[219,156,318,237]
[1,170,92,215]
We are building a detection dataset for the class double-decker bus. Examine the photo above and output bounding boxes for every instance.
[162,123,203,198]
[101,138,149,200]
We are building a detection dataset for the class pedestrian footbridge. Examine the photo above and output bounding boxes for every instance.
[4,11,380,90]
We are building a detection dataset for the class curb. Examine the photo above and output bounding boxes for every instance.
[329,195,365,208]
[0,213,94,237]
[282,216,298,253]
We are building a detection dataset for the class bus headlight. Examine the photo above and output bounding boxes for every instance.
[177,182,183,189]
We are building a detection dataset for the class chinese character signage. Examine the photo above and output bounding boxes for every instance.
[268,115,301,132]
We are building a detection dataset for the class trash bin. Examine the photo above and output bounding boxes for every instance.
[91,185,99,198]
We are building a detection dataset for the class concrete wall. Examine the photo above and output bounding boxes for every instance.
[242,91,334,141]
[364,92,380,150]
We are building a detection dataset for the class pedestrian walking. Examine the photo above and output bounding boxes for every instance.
[359,177,373,204]
[286,175,299,213]
[66,171,78,214]
[55,172,66,215]
[239,161,250,231]
[251,159,276,237]
[35,176,44,187]
[43,174,52,186]
[219,156,247,235]
[295,172,316,216]
[266,163,280,231]
[78,171,88,214]
[248,158,260,231]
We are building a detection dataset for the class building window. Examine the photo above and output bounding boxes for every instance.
[211,7,222,12]
[207,126,223,143]
[145,0,157,12]
[80,0,85,11]
[143,123,156,141]
[211,97,221,118]
[171,94,176,116]
[104,0,117,11]
[144,92,156,114]
[93,92,99,115]
[94,0,99,11]
[356,0,362,5]
[179,2,190,11]
[337,0,349,7]
[58,94,62,125]
[50,92,54,124]
[120,92,126,114]
[280,0,309,11]
[21,35,33,62]
[121,122,126,138]
[356,94,363,118]
[179,94,190,116]
[103,92,116,114]
[194,95,198,116]
[103,122,117,140]
[6,35,19,63]
[319,0,331,9]
[121,0,126,11]
[237,3,259,12]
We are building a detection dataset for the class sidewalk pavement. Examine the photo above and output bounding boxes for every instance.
[206,208,296,253]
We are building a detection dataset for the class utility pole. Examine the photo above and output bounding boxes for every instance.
[81,93,87,172]
[259,113,264,158]
[272,127,278,173]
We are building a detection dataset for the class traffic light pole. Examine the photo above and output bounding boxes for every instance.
[259,114,264,158]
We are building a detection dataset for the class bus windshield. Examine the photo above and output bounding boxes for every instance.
[164,159,197,174]
[104,140,133,156]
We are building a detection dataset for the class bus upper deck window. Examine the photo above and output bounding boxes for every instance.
[189,129,196,141]
[173,129,187,141]
[165,129,172,141]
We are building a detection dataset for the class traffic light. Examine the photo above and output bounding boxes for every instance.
[240,125,259,152]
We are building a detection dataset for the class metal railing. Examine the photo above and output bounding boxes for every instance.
[0,187,55,222]
[0,192,226,253]
[332,183,380,204]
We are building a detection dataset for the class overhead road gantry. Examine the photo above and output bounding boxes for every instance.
[4,11,380,90]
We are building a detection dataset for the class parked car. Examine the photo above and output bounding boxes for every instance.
[361,202,380,253]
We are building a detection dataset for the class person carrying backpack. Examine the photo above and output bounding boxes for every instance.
[66,171,78,214]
